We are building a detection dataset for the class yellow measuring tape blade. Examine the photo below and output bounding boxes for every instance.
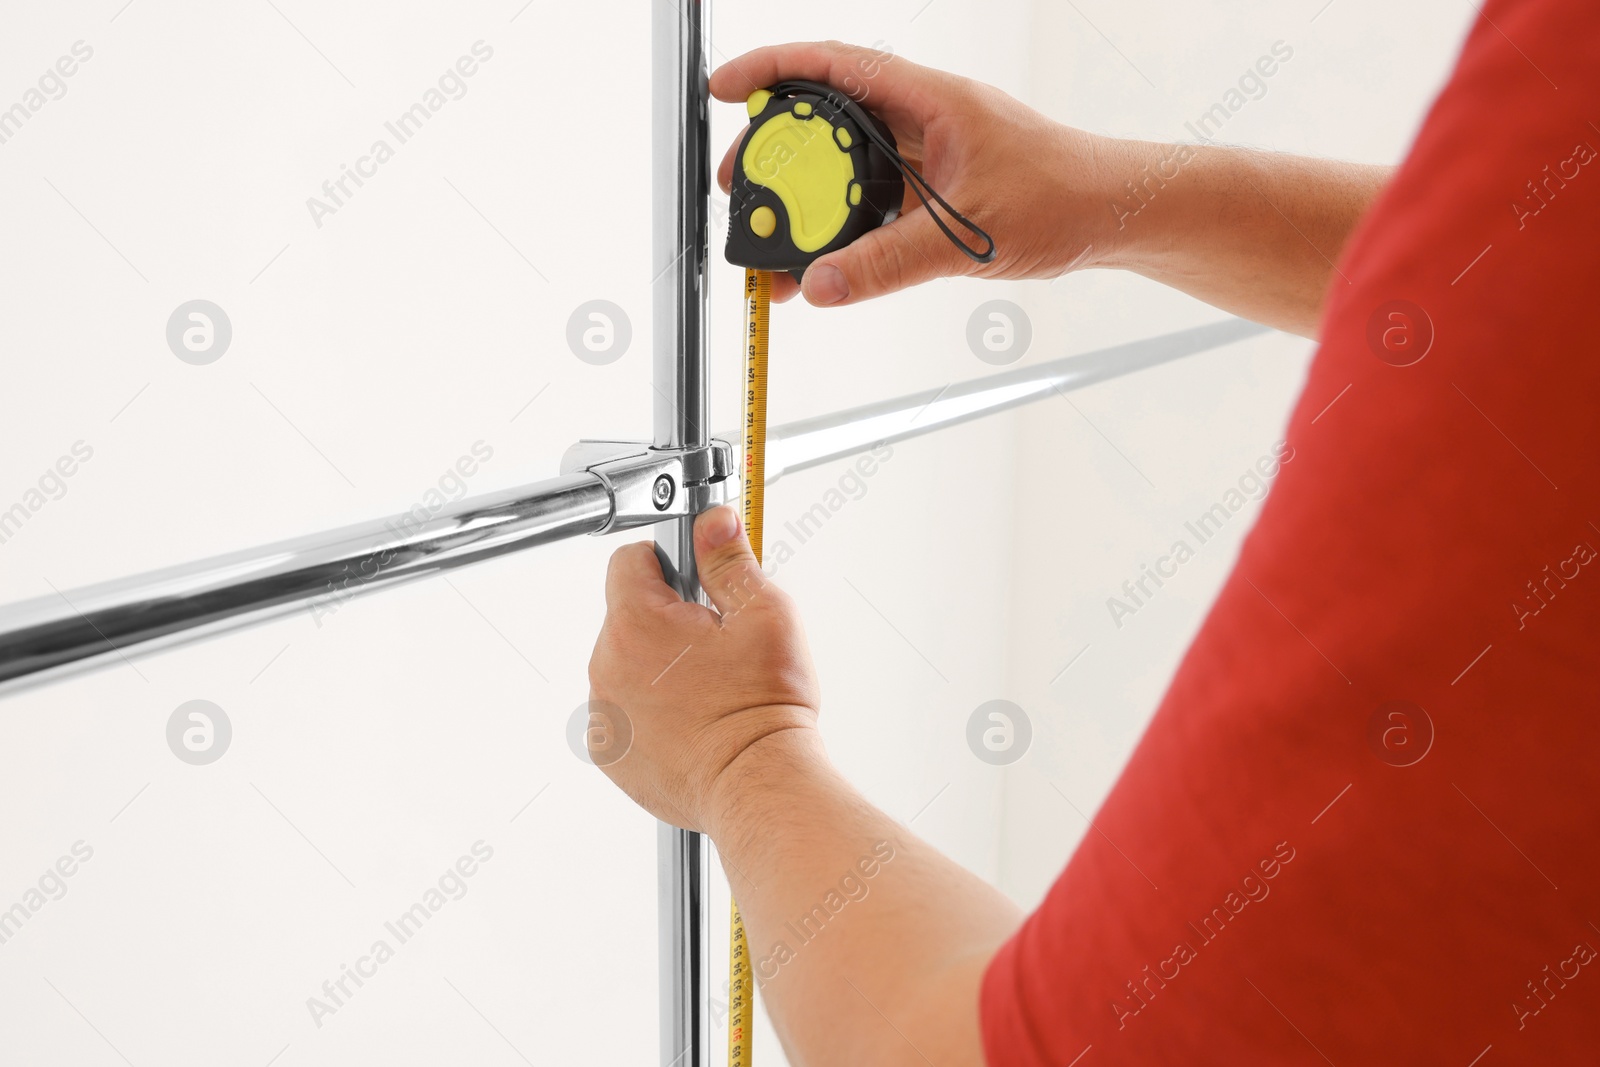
[742,268,771,562]
[729,267,770,1067]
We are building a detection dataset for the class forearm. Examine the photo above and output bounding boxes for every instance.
[1090,139,1393,337]
[706,726,1023,1067]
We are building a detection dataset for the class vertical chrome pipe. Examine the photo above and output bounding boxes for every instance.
[652,0,712,1065]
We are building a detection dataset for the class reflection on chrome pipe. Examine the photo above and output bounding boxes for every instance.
[763,317,1272,483]
[0,474,611,695]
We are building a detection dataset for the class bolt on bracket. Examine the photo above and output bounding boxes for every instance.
[560,439,736,535]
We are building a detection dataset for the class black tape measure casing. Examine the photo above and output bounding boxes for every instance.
[725,84,905,277]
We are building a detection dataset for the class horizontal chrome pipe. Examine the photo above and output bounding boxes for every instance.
[761,317,1270,483]
[0,474,611,695]
[0,317,1269,698]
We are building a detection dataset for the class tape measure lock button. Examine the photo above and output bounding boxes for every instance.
[748,205,777,239]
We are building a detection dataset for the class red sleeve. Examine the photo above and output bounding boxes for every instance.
[982,2,1600,1062]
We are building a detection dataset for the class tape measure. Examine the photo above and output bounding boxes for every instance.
[723,83,995,1067]
[725,81,997,278]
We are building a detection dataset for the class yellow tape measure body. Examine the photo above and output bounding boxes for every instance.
[729,267,770,1067]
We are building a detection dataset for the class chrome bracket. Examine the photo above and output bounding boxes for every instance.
[560,439,736,535]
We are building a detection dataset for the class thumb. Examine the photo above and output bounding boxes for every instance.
[693,505,769,618]
[801,208,962,307]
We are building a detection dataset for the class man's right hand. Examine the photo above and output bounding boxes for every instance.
[711,41,1118,308]
[711,40,1393,337]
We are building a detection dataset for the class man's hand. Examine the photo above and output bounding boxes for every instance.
[712,40,1392,336]
[587,505,820,833]
[587,510,1019,1067]
[712,40,1113,307]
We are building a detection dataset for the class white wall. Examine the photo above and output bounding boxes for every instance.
[0,2,1029,1065]
[0,1,1474,1064]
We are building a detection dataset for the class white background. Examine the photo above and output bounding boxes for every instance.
[0,1,1471,1064]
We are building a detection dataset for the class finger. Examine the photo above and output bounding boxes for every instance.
[604,542,682,615]
[710,41,939,129]
[692,506,771,619]
[800,207,967,307]
[771,273,802,302]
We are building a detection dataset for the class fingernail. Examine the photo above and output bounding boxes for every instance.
[806,264,848,306]
[701,505,740,547]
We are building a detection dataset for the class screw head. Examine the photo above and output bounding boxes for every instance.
[651,475,674,510]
